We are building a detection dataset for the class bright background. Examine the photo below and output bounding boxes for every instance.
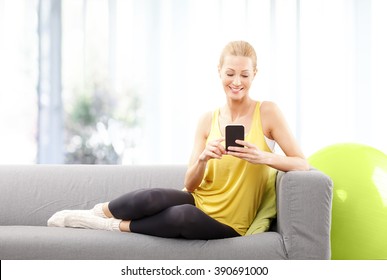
[1,0,386,165]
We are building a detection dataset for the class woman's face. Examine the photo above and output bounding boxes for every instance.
[219,55,256,102]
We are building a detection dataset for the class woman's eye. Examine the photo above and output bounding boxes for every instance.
[226,74,234,77]
[242,75,249,78]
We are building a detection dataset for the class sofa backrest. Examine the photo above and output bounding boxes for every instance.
[0,165,186,226]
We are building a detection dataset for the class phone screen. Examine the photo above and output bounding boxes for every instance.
[225,125,245,151]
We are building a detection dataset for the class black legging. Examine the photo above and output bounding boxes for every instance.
[108,188,240,240]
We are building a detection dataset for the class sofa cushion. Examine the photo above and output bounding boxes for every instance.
[0,226,286,260]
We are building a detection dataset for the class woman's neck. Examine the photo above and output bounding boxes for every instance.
[223,98,256,123]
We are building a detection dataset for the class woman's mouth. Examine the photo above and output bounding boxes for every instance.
[229,86,243,94]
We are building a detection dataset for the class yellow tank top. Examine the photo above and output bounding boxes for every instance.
[192,102,273,235]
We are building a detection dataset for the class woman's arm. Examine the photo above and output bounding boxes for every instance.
[184,112,226,192]
[227,101,310,172]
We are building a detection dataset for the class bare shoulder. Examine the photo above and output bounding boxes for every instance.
[199,110,213,123]
[260,101,284,139]
[260,101,280,116]
[196,111,213,139]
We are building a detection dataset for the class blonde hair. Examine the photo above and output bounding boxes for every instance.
[219,41,257,71]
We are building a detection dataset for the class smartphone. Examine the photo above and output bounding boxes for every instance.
[225,124,245,151]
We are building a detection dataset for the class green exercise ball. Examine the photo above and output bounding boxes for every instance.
[308,143,387,260]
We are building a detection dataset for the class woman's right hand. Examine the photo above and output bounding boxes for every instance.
[198,137,226,162]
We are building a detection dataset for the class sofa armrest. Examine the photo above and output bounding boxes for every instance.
[276,169,333,259]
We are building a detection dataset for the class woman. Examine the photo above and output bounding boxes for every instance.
[48,41,309,239]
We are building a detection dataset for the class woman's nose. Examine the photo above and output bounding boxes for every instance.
[232,76,241,86]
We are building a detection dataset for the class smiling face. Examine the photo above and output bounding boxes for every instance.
[219,55,256,101]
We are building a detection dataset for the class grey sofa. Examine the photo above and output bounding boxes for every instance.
[0,164,332,260]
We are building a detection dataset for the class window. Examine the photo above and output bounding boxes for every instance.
[62,0,143,164]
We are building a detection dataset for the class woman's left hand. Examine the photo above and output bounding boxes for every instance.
[226,140,271,165]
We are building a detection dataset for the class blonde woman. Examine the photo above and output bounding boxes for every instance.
[48,41,308,239]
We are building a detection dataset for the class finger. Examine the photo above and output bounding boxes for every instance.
[227,146,246,153]
[227,151,248,159]
[209,145,225,157]
[218,143,226,154]
[235,140,254,148]
[228,151,255,161]
[214,137,225,144]
[210,152,222,159]
[212,138,226,154]
[205,149,222,159]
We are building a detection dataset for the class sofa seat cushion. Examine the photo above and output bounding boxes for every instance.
[0,226,287,260]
